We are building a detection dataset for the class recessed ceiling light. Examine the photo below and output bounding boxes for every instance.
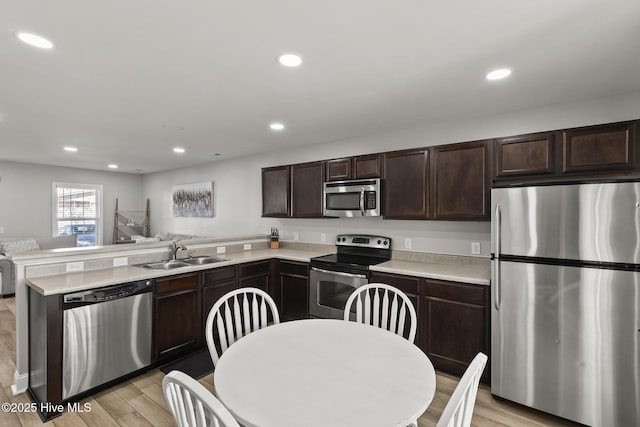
[270,122,285,131]
[277,53,302,67]
[16,32,54,49]
[63,146,78,152]
[486,68,512,80]
[108,164,118,169]
[173,147,185,154]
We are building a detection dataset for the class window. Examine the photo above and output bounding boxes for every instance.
[52,182,102,247]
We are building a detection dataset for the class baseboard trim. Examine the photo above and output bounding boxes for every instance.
[12,370,28,395]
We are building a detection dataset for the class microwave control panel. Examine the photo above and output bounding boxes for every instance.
[364,191,376,209]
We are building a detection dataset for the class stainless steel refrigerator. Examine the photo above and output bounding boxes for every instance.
[491,181,640,426]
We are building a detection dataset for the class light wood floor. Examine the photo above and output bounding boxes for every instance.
[0,296,581,426]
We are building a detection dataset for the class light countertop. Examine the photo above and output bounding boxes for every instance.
[26,248,329,296]
[372,259,489,286]
[26,247,490,296]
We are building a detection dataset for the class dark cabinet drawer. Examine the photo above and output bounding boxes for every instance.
[279,260,309,277]
[202,266,236,284]
[238,260,271,278]
[155,274,198,294]
[369,271,420,295]
[425,280,486,305]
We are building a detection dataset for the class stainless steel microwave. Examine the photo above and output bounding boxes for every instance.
[323,178,381,217]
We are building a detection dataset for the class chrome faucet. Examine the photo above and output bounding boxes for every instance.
[171,242,187,260]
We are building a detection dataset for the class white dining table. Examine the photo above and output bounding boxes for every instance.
[214,318,436,427]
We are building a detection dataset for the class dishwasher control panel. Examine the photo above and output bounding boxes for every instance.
[63,280,152,306]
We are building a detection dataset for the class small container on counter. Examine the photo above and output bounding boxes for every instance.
[270,227,279,249]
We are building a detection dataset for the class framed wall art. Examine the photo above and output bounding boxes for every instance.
[173,181,213,217]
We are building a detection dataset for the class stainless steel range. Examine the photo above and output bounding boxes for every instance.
[309,234,392,319]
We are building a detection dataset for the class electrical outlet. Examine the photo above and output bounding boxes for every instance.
[471,242,481,255]
[217,246,226,254]
[293,232,299,241]
[404,238,412,249]
[0,226,4,234]
[113,257,128,267]
[244,243,251,251]
[66,262,84,273]
[320,233,326,243]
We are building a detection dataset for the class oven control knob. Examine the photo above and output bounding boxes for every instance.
[383,240,388,246]
[377,239,381,244]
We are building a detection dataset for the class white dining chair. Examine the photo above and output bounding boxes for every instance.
[163,370,240,427]
[206,287,280,366]
[435,352,488,427]
[344,283,417,342]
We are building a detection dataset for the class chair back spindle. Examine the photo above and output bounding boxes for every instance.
[436,352,488,427]
[345,283,417,342]
[163,370,240,427]
[206,287,280,366]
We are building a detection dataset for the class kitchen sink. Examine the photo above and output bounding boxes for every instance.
[141,256,228,270]
[143,260,192,270]
[182,256,229,265]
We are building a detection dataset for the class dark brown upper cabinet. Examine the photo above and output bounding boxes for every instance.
[325,154,382,181]
[494,132,555,179]
[326,158,352,181]
[262,166,290,217]
[563,121,636,173]
[383,149,430,219]
[353,154,382,178]
[432,140,491,220]
[291,161,325,217]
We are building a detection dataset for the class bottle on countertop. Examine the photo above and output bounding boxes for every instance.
[270,227,279,249]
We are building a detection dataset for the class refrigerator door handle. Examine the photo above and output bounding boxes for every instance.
[494,203,501,310]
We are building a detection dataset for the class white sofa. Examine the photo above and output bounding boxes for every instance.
[0,235,77,296]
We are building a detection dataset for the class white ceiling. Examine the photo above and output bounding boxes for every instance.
[2,0,639,174]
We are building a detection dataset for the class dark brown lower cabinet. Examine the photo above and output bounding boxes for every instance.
[369,271,421,343]
[279,260,309,321]
[201,266,238,337]
[423,279,489,382]
[238,260,272,293]
[153,273,201,361]
[370,271,489,382]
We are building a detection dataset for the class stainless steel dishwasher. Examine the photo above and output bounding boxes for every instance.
[62,280,152,399]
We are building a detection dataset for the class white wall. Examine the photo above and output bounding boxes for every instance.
[0,161,143,244]
[142,90,640,258]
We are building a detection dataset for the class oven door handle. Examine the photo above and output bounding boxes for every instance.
[311,267,367,279]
